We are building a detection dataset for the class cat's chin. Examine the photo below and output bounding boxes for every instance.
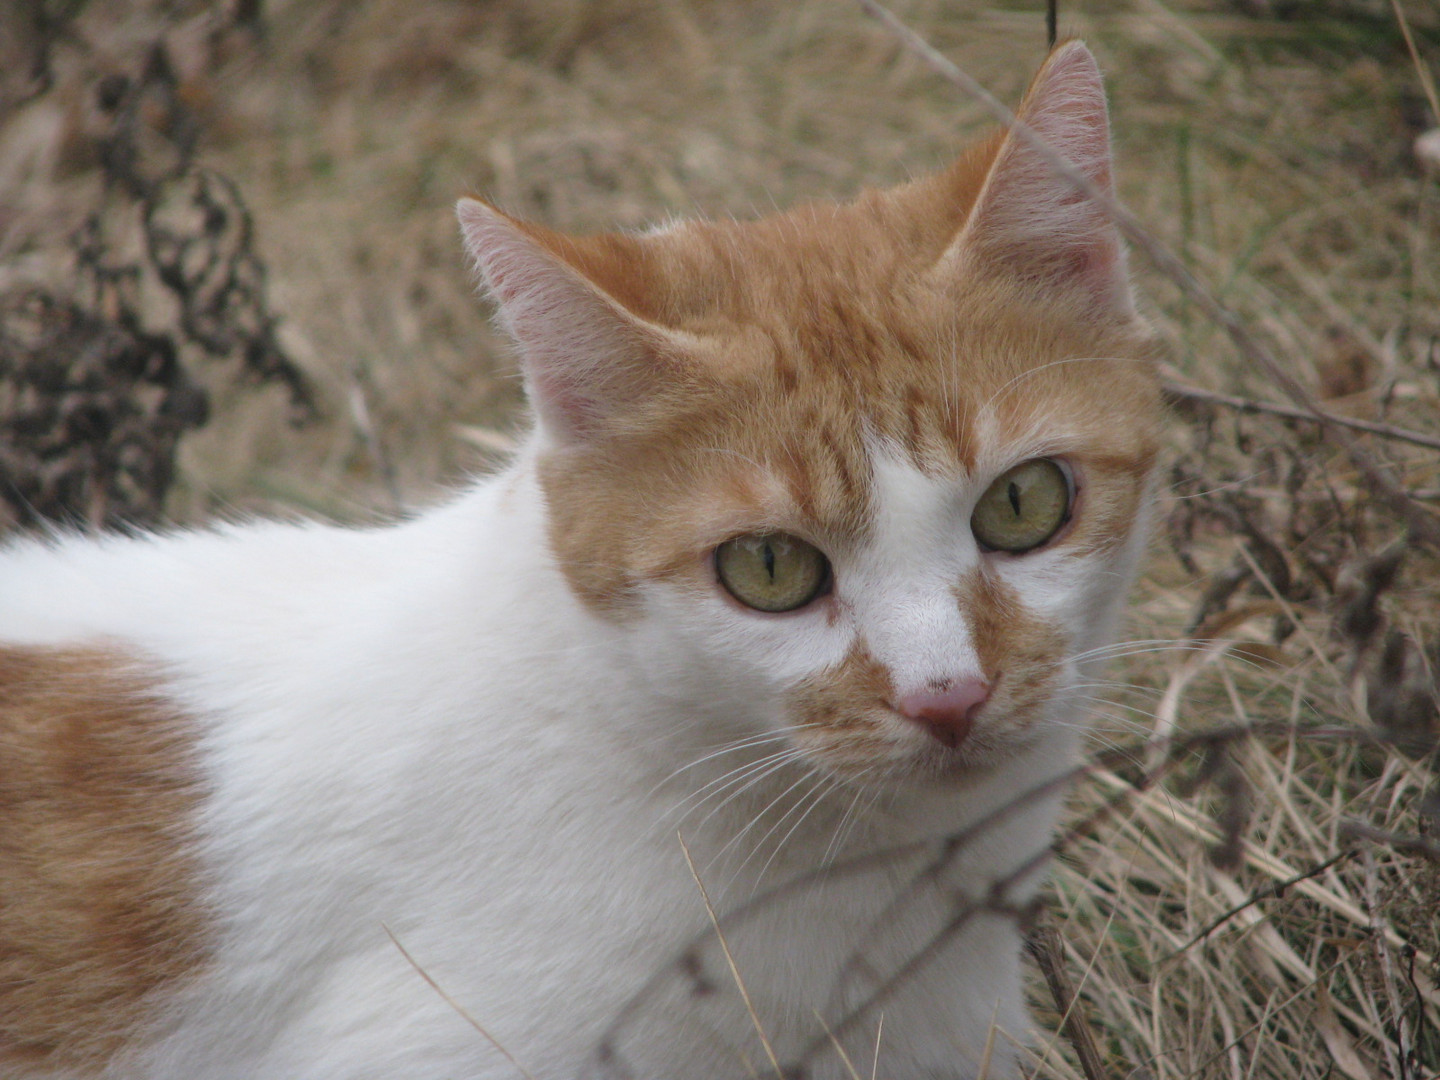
[805,724,1043,788]
[911,736,1038,784]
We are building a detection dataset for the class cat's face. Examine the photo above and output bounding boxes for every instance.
[537,270,1157,782]
[461,42,1161,782]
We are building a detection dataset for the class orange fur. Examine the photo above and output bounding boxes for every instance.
[0,644,209,1075]
[2,41,1160,1079]
[954,570,1068,741]
[785,642,898,774]
[531,159,1160,616]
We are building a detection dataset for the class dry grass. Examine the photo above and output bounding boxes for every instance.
[2,1,1439,1077]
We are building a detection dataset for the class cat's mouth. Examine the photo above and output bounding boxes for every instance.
[905,719,1028,775]
[783,661,1059,783]
[792,703,1036,785]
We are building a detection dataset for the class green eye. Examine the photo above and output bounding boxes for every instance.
[971,459,1072,553]
[715,533,830,613]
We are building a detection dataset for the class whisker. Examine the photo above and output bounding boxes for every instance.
[823,777,881,866]
[710,766,821,869]
[688,749,814,835]
[750,774,842,885]
[651,731,800,795]
[978,354,1149,417]
[663,746,811,826]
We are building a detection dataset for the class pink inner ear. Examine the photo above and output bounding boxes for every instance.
[456,198,677,445]
[528,368,603,435]
[959,41,1133,315]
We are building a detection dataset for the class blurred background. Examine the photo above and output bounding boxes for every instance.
[1,2,1438,1077]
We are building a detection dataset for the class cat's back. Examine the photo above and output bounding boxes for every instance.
[0,469,535,656]
[0,514,400,649]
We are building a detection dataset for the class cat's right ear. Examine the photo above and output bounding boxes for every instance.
[457,198,690,446]
[946,40,1134,319]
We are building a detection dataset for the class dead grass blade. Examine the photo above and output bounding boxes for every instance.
[1090,767,1439,983]
[382,924,540,1080]
[1314,984,1377,1080]
[677,831,785,1080]
[811,1010,865,1080]
[1390,0,1439,125]
[1164,848,1354,961]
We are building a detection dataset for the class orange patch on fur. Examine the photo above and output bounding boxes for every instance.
[0,644,209,1075]
[785,641,896,775]
[955,571,1068,736]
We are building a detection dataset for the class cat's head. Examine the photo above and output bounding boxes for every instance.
[459,42,1160,782]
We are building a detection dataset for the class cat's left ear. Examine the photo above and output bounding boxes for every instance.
[457,198,693,446]
[949,40,1134,318]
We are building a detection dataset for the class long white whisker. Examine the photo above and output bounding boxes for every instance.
[663,746,810,825]
[824,780,878,866]
[978,355,1149,416]
[711,766,820,868]
[652,730,801,794]
[688,748,813,835]
[749,773,841,885]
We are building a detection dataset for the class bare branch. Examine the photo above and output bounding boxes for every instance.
[1162,848,1356,962]
[1338,820,1440,863]
[1027,924,1109,1080]
[595,721,1439,1076]
[1162,379,1440,454]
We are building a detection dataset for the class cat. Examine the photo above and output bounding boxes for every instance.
[0,40,1159,1080]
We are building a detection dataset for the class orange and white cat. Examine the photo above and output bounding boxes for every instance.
[0,42,1159,1080]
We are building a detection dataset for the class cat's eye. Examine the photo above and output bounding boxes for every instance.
[971,458,1073,554]
[715,533,830,613]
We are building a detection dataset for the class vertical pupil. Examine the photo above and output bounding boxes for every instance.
[1007,481,1022,517]
[763,543,776,581]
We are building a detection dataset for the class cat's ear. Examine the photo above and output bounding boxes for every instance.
[951,41,1133,316]
[457,198,689,445]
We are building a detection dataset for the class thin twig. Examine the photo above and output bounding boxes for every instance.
[1090,762,1439,990]
[1338,820,1440,862]
[1162,378,1440,454]
[677,831,786,1080]
[854,0,1440,550]
[1190,955,1368,1080]
[382,925,539,1080]
[599,721,1438,1067]
[1161,848,1356,962]
[797,888,1043,1064]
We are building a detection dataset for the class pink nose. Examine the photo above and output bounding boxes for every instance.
[896,678,992,748]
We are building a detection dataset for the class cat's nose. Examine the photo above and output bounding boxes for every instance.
[896,678,992,748]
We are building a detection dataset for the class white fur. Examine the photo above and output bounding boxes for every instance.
[0,434,1147,1079]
